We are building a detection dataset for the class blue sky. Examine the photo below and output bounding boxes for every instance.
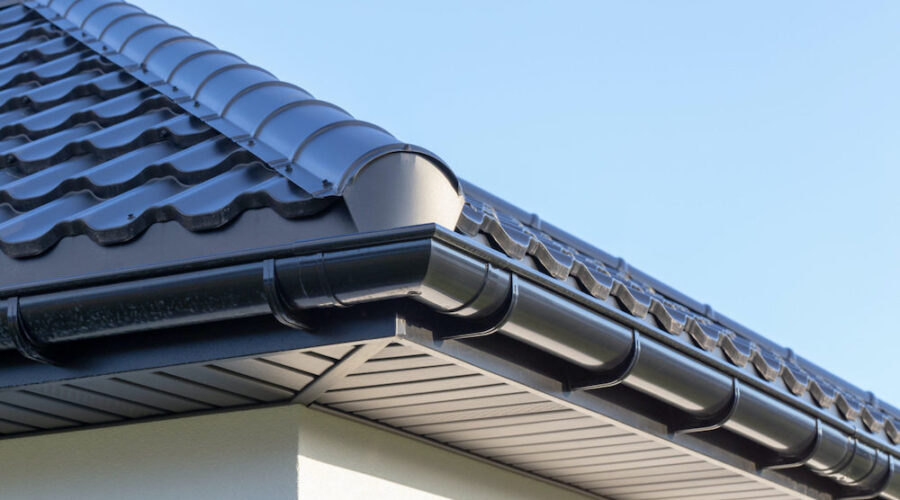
[137,1,900,404]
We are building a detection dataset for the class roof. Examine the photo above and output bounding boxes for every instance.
[0,1,897,499]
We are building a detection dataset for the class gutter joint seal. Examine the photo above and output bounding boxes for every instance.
[836,454,894,500]
[262,259,313,330]
[670,378,741,435]
[7,296,56,364]
[439,273,519,340]
[761,418,823,471]
[566,328,642,392]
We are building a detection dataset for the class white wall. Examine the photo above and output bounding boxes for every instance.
[0,405,588,500]
[294,406,588,500]
[0,406,301,500]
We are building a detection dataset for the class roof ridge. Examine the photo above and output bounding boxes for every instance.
[29,0,463,228]
[30,0,466,232]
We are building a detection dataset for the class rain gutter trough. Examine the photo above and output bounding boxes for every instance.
[0,224,896,500]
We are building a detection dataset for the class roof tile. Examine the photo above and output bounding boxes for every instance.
[0,2,334,257]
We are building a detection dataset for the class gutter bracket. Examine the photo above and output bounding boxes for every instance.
[760,418,823,471]
[7,297,56,364]
[670,378,741,435]
[566,329,641,392]
[263,259,314,330]
[439,274,519,341]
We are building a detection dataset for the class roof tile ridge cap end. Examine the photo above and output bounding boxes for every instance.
[36,0,464,211]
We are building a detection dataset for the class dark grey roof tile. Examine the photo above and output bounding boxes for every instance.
[0,50,108,89]
[750,349,783,382]
[835,393,862,421]
[782,362,810,396]
[2,111,213,171]
[0,19,49,48]
[0,29,69,65]
[0,2,348,258]
[683,317,719,351]
[0,4,36,27]
[720,335,752,368]
[457,202,486,237]
[527,234,576,280]
[808,380,836,409]
[570,260,613,300]
[2,88,175,140]
[648,299,686,335]
[37,0,434,197]
[862,406,885,434]
[2,71,135,110]
[886,419,900,444]
[610,280,651,318]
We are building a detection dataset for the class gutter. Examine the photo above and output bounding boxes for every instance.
[0,229,897,499]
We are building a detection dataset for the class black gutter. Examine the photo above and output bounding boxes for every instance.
[461,179,891,414]
[0,228,897,499]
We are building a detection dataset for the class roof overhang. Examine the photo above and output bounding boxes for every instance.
[0,224,895,499]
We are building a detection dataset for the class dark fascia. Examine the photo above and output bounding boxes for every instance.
[0,224,898,499]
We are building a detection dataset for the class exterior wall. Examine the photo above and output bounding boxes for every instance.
[0,405,588,500]
[0,406,301,500]
[294,406,588,499]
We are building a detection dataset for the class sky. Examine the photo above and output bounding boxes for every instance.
[135,1,900,404]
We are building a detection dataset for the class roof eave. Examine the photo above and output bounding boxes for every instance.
[0,224,896,498]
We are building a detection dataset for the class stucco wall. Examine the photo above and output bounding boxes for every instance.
[0,406,301,500]
[0,404,588,500]
[294,405,588,499]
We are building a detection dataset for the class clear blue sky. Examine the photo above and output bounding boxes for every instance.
[137,1,900,404]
